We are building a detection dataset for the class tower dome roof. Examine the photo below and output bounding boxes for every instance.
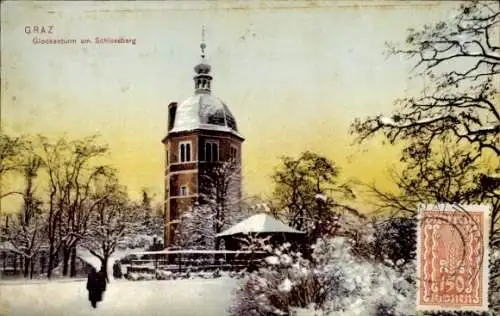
[169,27,243,139]
[170,93,242,138]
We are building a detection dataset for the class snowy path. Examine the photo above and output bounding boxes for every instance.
[0,277,239,316]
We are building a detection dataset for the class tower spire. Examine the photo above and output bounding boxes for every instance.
[194,25,212,94]
[201,25,206,60]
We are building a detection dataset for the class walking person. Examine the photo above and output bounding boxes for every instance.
[112,261,122,279]
[86,267,107,308]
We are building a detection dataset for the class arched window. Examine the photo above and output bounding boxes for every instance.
[179,141,191,162]
[205,141,219,162]
[230,145,238,162]
[179,185,188,196]
[212,143,218,161]
[205,143,212,162]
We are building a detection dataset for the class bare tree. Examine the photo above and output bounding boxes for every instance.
[0,133,25,203]
[118,193,164,251]
[350,2,499,312]
[351,1,499,160]
[198,160,243,250]
[0,133,25,242]
[271,151,356,235]
[366,140,497,211]
[1,138,46,278]
[81,176,138,281]
[350,0,500,252]
[174,195,260,250]
[38,134,110,278]
[174,203,216,249]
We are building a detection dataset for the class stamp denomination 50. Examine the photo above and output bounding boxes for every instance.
[416,204,490,312]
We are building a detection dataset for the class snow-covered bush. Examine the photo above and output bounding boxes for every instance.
[230,237,415,316]
[156,270,173,280]
[118,234,156,250]
[310,237,415,316]
[126,272,155,281]
[228,270,247,279]
[230,242,321,316]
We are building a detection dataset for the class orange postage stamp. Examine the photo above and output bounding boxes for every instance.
[416,204,490,312]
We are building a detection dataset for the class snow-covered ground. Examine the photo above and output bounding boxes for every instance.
[76,247,146,279]
[0,277,239,316]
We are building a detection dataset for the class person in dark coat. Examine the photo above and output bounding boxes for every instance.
[112,261,122,279]
[86,267,107,308]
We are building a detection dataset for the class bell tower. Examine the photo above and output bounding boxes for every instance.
[162,28,244,247]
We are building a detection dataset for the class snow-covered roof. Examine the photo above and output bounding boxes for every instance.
[169,92,243,139]
[216,213,305,237]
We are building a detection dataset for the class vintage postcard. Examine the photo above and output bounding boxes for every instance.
[1,1,499,316]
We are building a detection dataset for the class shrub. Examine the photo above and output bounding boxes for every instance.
[230,237,416,316]
[230,243,319,316]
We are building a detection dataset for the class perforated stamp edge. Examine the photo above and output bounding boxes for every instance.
[415,204,490,312]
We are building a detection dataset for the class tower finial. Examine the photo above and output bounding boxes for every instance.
[194,25,212,94]
[200,25,206,59]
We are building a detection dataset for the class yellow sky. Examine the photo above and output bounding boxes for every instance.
[1,1,465,210]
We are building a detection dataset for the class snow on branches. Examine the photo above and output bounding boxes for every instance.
[271,151,357,238]
[174,160,255,250]
[230,237,415,316]
[199,161,242,238]
[80,178,140,277]
[351,1,500,157]
[174,203,216,250]
[173,199,255,250]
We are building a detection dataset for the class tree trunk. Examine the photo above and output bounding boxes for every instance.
[62,246,70,276]
[23,257,30,278]
[40,254,46,274]
[69,246,77,277]
[100,256,109,283]
[30,258,35,279]
[47,252,58,279]
[47,244,54,279]
[13,255,17,274]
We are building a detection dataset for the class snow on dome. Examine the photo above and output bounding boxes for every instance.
[170,93,243,138]
[216,213,305,237]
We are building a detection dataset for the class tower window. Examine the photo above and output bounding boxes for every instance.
[230,145,238,162]
[179,141,191,162]
[205,141,219,162]
[179,185,188,196]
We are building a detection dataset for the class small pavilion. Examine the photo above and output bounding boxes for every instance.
[216,213,305,251]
